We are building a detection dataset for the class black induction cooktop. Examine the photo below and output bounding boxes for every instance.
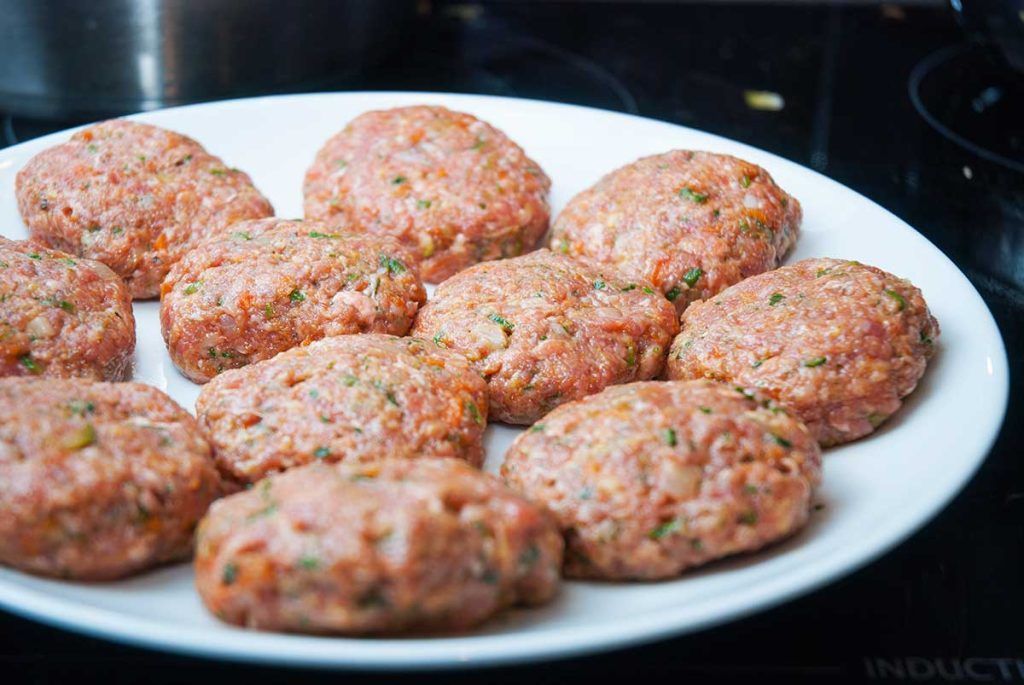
[1,2,1021,683]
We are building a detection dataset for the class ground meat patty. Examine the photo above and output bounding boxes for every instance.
[666,258,940,446]
[194,458,563,634]
[411,249,678,424]
[196,334,489,485]
[303,105,551,283]
[502,380,821,580]
[160,218,426,383]
[0,237,135,380]
[0,378,220,580]
[549,150,801,314]
[16,119,273,298]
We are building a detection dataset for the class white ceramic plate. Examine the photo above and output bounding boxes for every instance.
[0,92,1008,670]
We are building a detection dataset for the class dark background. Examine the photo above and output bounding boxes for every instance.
[2,2,1022,683]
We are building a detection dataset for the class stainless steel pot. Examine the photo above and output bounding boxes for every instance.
[0,0,418,119]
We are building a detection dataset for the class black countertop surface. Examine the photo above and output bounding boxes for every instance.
[2,2,1021,683]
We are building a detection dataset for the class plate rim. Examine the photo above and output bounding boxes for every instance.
[0,90,1010,670]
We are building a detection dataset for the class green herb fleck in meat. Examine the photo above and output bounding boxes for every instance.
[593,278,607,290]
[183,282,201,295]
[768,433,792,448]
[698,406,712,414]
[314,446,330,459]
[373,380,399,406]
[42,297,75,313]
[738,511,759,525]
[678,187,709,203]
[803,356,827,367]
[769,293,785,306]
[488,313,514,331]
[466,400,484,426]
[665,286,682,302]
[663,428,678,446]
[68,400,95,416]
[221,563,238,585]
[391,175,407,185]
[683,267,703,288]
[416,199,432,209]
[740,175,752,188]
[379,254,407,274]
[19,354,40,374]
[298,556,319,570]
[289,289,306,302]
[884,289,906,311]
[649,519,682,540]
